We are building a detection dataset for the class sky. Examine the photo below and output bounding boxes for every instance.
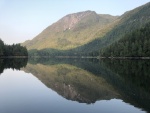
[0,0,149,45]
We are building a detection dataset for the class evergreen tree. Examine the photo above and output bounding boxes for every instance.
[0,39,28,57]
[0,39,4,56]
[100,22,150,57]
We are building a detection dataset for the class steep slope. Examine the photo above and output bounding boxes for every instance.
[22,11,118,50]
[71,2,150,55]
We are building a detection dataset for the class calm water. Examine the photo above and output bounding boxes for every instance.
[0,58,149,113]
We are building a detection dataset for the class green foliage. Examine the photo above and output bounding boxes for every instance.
[100,22,150,57]
[28,48,63,57]
[0,39,4,56]
[0,39,28,57]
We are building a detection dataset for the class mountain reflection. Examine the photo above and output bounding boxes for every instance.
[23,58,120,104]
[22,58,150,112]
[0,58,28,74]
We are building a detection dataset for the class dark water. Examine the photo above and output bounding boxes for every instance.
[0,58,149,113]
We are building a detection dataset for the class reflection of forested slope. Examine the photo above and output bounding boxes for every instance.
[23,63,119,104]
[100,59,150,111]
[26,58,150,112]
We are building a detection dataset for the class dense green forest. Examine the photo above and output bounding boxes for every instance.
[100,22,150,57]
[0,39,28,57]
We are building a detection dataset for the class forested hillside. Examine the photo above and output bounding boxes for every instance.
[72,2,150,56]
[0,39,28,57]
[100,22,150,57]
[26,2,150,57]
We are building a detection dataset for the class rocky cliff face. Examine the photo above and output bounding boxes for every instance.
[51,11,97,32]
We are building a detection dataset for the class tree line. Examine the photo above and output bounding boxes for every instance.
[0,39,28,57]
[100,22,150,57]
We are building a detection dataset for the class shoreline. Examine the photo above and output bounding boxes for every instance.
[98,57,150,60]
[27,56,150,60]
[0,56,28,58]
[1,56,150,60]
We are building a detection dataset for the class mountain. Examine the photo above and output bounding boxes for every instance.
[22,11,118,50]
[23,2,150,56]
[69,2,150,55]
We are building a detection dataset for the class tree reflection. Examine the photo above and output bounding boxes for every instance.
[0,58,28,74]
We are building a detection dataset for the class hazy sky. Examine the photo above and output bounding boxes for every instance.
[0,0,149,44]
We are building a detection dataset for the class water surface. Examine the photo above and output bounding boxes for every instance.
[0,58,149,113]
